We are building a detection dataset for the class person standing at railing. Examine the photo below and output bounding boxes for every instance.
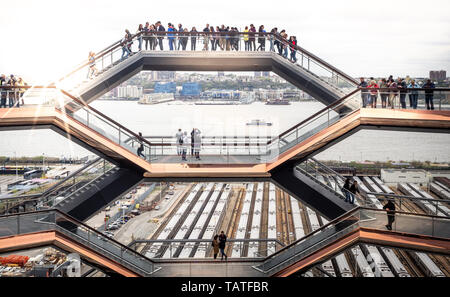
[149,24,157,50]
[175,129,183,156]
[87,52,99,79]
[190,128,196,156]
[212,235,220,259]
[218,231,228,261]
[0,74,7,108]
[348,180,360,204]
[342,178,352,203]
[219,25,226,51]
[143,22,151,50]
[193,128,202,160]
[181,28,189,50]
[423,79,436,110]
[407,80,420,109]
[269,28,276,52]
[167,23,175,51]
[383,199,396,231]
[136,24,144,51]
[387,78,397,109]
[367,80,379,108]
[190,27,198,51]
[215,26,221,50]
[379,78,389,108]
[289,36,297,62]
[280,30,288,58]
[230,27,239,51]
[358,77,369,108]
[176,24,184,50]
[243,26,249,51]
[156,21,165,50]
[273,28,281,54]
[257,25,266,51]
[397,78,408,109]
[249,24,256,51]
[16,77,26,106]
[225,26,231,51]
[181,131,190,161]
[202,24,210,51]
[7,75,17,108]
[209,26,216,51]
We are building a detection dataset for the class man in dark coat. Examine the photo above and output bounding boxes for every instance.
[383,199,396,230]
[156,21,165,50]
[218,231,228,260]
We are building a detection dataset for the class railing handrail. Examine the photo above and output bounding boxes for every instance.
[261,205,450,262]
[266,88,361,145]
[0,208,156,265]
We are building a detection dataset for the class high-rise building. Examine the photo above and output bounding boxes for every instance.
[262,72,270,77]
[430,70,446,81]
[217,72,224,77]
[156,71,176,81]
[254,71,262,77]
[117,86,143,98]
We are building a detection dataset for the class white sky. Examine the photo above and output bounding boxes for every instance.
[1,0,449,84]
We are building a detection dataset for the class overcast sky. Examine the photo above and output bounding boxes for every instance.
[1,0,449,83]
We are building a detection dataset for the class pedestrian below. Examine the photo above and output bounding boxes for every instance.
[137,24,144,51]
[17,77,26,106]
[387,78,398,109]
[175,128,183,156]
[181,131,190,161]
[218,231,228,261]
[87,52,99,79]
[383,199,396,230]
[194,128,202,160]
[397,78,408,109]
[202,24,210,51]
[379,78,389,108]
[136,132,145,159]
[143,22,151,50]
[0,74,6,108]
[367,79,379,108]
[209,26,216,51]
[120,30,132,61]
[342,178,352,203]
[423,79,435,110]
[289,36,297,62]
[257,25,266,51]
[407,80,420,109]
[190,128,196,156]
[167,23,175,51]
[156,21,165,50]
[176,24,184,50]
[349,180,360,204]
[190,27,198,51]
[181,28,189,50]
[248,24,256,51]
[212,235,220,259]
[358,77,369,108]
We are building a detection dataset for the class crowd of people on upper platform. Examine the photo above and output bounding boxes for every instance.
[118,22,299,63]
[0,74,27,108]
[358,76,437,110]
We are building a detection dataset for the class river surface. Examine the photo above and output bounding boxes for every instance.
[1,101,449,162]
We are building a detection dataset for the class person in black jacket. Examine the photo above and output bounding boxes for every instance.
[423,79,436,110]
[383,199,396,230]
[156,21,165,50]
[218,231,228,260]
[349,180,360,204]
[190,128,195,156]
[136,132,145,159]
[0,74,7,108]
[342,178,352,203]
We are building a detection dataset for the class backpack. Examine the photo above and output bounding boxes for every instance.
[179,137,183,145]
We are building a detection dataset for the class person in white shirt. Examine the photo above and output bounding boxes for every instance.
[175,128,183,156]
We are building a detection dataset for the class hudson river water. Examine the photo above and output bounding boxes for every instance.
[1,101,449,162]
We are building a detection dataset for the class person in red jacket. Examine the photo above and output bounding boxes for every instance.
[289,36,297,62]
[367,80,379,108]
